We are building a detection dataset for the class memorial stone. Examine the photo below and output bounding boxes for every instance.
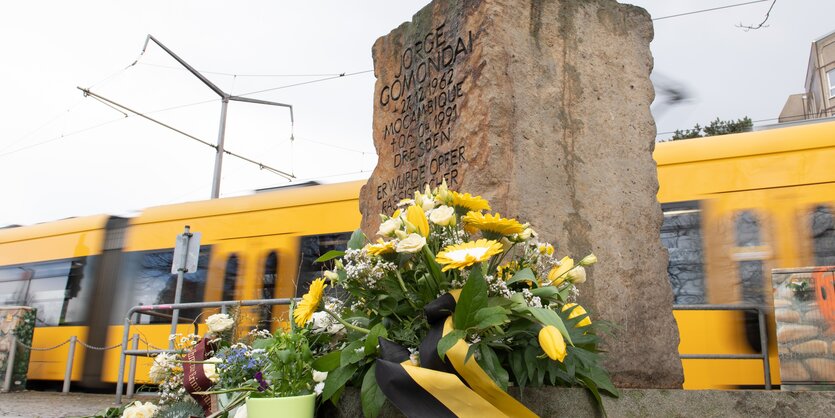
[359,0,684,388]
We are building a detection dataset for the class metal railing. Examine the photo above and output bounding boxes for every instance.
[673,304,772,389]
[1,335,122,393]
[115,298,294,403]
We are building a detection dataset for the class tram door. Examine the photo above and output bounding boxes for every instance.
[206,235,298,331]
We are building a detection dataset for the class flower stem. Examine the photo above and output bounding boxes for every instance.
[323,308,371,334]
[395,271,419,309]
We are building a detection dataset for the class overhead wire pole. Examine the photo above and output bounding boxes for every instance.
[139,35,295,198]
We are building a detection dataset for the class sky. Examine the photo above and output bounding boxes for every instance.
[1,0,833,227]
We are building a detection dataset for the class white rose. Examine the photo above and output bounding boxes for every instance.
[122,401,158,418]
[377,217,402,237]
[396,233,426,253]
[429,205,455,226]
[206,313,235,333]
[203,357,222,383]
[567,266,587,284]
[312,370,328,383]
[233,405,248,418]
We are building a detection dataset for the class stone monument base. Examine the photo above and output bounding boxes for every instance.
[332,387,835,417]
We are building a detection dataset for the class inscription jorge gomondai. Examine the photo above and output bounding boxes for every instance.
[375,20,473,214]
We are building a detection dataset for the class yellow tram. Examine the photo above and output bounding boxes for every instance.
[1,118,834,389]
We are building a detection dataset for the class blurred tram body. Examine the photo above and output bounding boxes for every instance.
[2,119,835,388]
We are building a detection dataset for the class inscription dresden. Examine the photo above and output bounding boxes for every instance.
[376,20,473,214]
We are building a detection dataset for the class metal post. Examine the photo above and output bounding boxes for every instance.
[116,313,133,403]
[169,225,192,348]
[758,307,772,390]
[211,98,230,199]
[126,334,140,398]
[3,336,16,392]
[61,336,77,394]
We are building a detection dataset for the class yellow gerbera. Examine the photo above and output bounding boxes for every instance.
[366,239,396,256]
[293,278,326,327]
[450,191,491,213]
[461,212,525,237]
[435,239,504,271]
[562,303,592,327]
[538,325,567,362]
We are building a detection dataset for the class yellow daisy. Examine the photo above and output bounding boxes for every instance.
[293,278,326,327]
[366,239,396,256]
[450,191,491,213]
[461,212,525,237]
[435,239,504,271]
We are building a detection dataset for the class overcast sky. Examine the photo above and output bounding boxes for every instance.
[1,1,833,226]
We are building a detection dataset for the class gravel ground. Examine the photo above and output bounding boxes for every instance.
[0,391,156,418]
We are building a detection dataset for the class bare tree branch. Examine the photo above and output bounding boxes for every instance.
[737,0,777,31]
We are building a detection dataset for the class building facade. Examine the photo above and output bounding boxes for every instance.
[779,30,835,123]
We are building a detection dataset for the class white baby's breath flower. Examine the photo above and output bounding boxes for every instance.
[206,313,235,333]
[396,233,426,253]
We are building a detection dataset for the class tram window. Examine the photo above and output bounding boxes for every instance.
[118,248,211,324]
[257,251,279,328]
[661,202,706,305]
[297,233,351,298]
[222,254,239,301]
[0,258,95,326]
[734,210,765,305]
[811,205,835,266]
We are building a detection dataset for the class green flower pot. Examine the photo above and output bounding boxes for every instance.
[246,394,316,418]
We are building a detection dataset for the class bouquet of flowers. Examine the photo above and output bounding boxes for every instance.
[297,181,618,417]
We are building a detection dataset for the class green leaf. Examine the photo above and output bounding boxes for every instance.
[315,250,345,263]
[528,307,573,345]
[322,364,358,401]
[579,375,604,414]
[506,267,536,286]
[477,344,509,391]
[365,323,388,355]
[437,329,465,361]
[421,246,444,295]
[586,366,619,397]
[454,267,488,330]
[341,340,367,366]
[361,364,386,418]
[348,229,367,250]
[530,286,559,299]
[312,351,341,372]
[473,306,509,329]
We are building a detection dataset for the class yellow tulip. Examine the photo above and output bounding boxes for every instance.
[562,303,592,327]
[547,256,574,286]
[406,205,430,237]
[538,325,566,362]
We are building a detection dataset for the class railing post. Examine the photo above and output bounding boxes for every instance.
[2,336,16,393]
[758,307,772,390]
[62,336,77,394]
[126,334,140,398]
[115,310,135,404]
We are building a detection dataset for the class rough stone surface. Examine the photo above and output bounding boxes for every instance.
[780,360,811,381]
[777,325,820,342]
[359,0,682,388]
[792,340,829,355]
[332,387,835,418]
[804,358,835,381]
[775,309,801,323]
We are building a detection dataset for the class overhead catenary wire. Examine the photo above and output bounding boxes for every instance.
[652,0,770,21]
[235,70,374,98]
[78,87,294,180]
[137,62,350,78]
[0,116,128,158]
